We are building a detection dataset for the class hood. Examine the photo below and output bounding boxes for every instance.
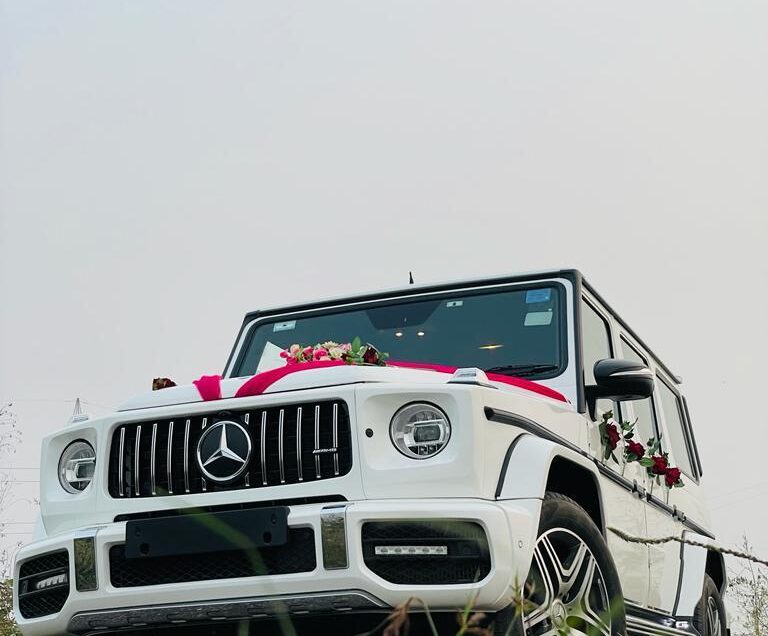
[118,365,454,411]
[117,364,569,411]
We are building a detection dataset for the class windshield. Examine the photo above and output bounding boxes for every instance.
[233,284,567,380]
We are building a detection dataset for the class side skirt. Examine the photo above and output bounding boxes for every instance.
[627,604,701,636]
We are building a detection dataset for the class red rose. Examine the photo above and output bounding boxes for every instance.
[605,423,621,450]
[650,455,668,475]
[665,467,682,487]
[626,441,645,459]
[362,346,380,365]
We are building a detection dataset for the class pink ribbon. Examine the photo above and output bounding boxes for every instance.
[193,360,567,403]
[192,374,222,401]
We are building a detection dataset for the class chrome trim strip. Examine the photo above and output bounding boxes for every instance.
[260,411,267,486]
[296,406,303,482]
[134,425,141,497]
[183,419,190,493]
[68,591,388,634]
[150,422,158,496]
[278,408,285,484]
[118,427,125,497]
[320,505,349,569]
[73,529,98,592]
[314,404,321,479]
[332,402,339,476]
[166,421,174,494]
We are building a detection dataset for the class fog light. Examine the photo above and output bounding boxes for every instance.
[34,573,68,590]
[374,545,448,556]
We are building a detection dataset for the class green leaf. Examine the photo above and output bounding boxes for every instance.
[351,336,362,352]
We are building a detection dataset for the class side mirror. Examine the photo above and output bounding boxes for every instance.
[586,358,654,418]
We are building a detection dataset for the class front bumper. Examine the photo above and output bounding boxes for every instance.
[14,498,540,636]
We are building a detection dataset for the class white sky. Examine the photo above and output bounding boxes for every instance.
[1,0,766,599]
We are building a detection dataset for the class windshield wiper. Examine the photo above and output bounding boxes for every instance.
[484,364,560,377]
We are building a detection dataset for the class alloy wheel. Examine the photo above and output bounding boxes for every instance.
[706,597,722,636]
[523,527,612,636]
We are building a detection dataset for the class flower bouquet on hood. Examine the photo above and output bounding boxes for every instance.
[280,337,388,367]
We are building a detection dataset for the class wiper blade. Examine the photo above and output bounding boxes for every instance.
[484,364,559,377]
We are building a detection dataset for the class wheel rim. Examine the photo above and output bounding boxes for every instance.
[523,528,612,636]
[706,597,721,636]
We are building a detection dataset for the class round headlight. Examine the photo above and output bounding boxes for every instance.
[58,440,96,494]
[390,403,451,459]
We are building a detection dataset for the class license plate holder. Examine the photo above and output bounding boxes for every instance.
[125,507,289,559]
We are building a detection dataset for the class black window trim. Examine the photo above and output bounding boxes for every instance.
[656,372,700,483]
[230,280,571,382]
[681,396,703,477]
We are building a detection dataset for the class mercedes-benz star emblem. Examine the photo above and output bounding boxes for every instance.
[196,420,252,483]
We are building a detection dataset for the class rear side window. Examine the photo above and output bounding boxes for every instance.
[619,338,658,446]
[657,377,696,479]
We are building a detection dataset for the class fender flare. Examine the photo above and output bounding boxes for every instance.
[495,433,605,533]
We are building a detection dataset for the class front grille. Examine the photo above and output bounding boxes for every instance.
[109,527,316,587]
[108,400,352,498]
[362,520,491,585]
[17,550,70,619]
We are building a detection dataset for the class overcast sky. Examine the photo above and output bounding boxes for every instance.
[1,0,766,599]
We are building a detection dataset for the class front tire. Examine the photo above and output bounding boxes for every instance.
[693,575,725,636]
[496,492,626,636]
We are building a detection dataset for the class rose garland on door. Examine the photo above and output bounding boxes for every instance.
[599,411,684,488]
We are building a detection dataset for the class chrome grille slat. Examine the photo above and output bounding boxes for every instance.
[134,425,141,497]
[260,411,268,486]
[243,413,250,487]
[118,427,125,497]
[314,405,321,479]
[166,421,174,495]
[332,403,340,476]
[296,406,303,482]
[200,417,207,492]
[278,409,285,484]
[108,401,350,498]
[183,419,191,494]
[150,422,158,496]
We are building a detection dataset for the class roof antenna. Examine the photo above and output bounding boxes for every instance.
[409,271,415,285]
[70,397,89,423]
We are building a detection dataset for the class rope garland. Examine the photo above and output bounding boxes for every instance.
[608,526,768,568]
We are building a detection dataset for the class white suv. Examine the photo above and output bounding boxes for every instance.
[13,270,725,636]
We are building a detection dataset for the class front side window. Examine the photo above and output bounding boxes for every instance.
[657,376,696,478]
[580,299,614,418]
[234,284,566,380]
[620,337,658,446]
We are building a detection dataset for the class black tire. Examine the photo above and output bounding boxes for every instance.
[693,575,726,636]
[495,492,626,636]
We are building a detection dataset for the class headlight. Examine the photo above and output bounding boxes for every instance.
[390,402,451,459]
[58,440,96,493]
